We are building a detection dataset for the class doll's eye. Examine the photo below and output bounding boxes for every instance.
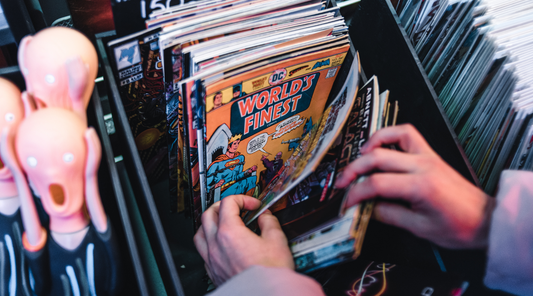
[45,74,55,84]
[5,113,14,122]
[63,153,74,163]
[27,157,37,168]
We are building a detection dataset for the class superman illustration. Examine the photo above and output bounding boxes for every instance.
[207,133,257,199]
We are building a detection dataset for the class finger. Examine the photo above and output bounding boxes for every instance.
[372,201,422,234]
[193,227,209,261]
[201,201,221,243]
[361,124,434,155]
[335,148,421,188]
[257,211,286,241]
[218,195,261,227]
[344,173,421,208]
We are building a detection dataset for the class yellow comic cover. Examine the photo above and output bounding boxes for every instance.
[202,44,350,208]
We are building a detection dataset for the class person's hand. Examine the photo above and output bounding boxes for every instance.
[261,155,267,160]
[335,124,495,249]
[248,165,257,173]
[194,195,294,286]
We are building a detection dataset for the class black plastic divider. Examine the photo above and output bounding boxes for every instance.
[88,88,150,296]
[95,34,186,296]
[347,0,478,185]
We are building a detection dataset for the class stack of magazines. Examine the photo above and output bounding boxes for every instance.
[395,0,533,193]
[106,0,399,271]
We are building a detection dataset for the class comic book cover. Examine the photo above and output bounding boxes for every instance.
[240,49,358,225]
[107,28,169,185]
[286,77,383,273]
[181,79,203,225]
[272,75,383,242]
[201,45,350,215]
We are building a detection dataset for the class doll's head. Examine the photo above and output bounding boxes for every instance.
[18,27,98,111]
[0,78,23,197]
[15,108,87,217]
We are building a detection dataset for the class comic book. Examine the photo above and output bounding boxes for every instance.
[163,42,187,212]
[180,44,350,226]
[107,28,170,189]
[286,76,386,273]
[203,45,350,212]
[158,0,332,214]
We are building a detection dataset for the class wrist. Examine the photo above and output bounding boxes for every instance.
[467,193,496,249]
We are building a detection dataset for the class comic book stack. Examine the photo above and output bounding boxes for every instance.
[105,0,399,271]
[394,0,533,194]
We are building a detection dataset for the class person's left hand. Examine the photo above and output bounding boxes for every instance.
[194,195,294,287]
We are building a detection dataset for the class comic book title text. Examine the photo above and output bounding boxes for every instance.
[338,96,363,170]
[358,86,373,154]
[231,74,318,137]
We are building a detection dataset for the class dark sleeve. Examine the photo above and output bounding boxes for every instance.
[25,244,50,295]
[484,170,533,294]
[207,266,325,296]
[96,219,122,295]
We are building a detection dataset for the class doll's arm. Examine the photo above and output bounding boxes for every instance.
[84,128,107,233]
[0,127,46,249]
[17,36,31,77]
[20,91,36,117]
[66,56,89,124]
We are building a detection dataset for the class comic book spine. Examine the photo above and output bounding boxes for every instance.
[183,81,203,228]
[164,43,189,212]
[194,80,208,213]
[164,45,178,212]
[108,29,169,186]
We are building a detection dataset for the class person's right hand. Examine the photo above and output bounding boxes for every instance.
[194,195,294,287]
[335,124,495,249]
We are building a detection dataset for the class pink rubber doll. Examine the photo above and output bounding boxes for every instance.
[17,27,98,123]
[0,108,120,295]
[0,77,34,295]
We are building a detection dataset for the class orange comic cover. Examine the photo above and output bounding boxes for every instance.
[200,44,350,210]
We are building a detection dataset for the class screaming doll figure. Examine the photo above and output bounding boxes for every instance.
[17,27,98,124]
[0,78,30,296]
[1,108,121,296]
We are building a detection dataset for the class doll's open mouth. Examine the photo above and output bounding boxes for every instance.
[49,184,65,205]
[0,156,3,169]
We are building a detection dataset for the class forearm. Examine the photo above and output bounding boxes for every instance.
[207,266,325,296]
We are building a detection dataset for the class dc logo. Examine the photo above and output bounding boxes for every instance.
[269,69,287,85]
